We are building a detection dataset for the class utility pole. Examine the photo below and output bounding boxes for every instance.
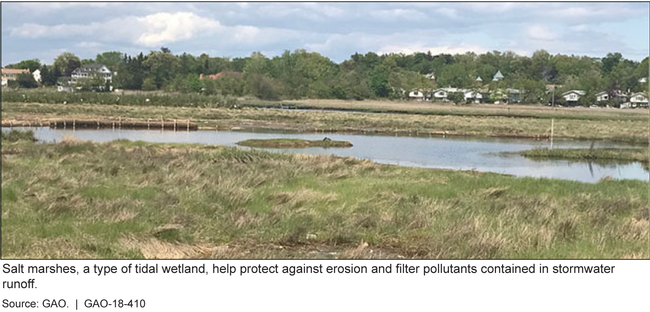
[551,86,555,107]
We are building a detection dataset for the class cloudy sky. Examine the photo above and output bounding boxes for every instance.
[1,2,648,66]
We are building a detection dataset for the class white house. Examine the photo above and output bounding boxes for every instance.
[463,89,489,103]
[71,64,112,82]
[430,87,458,101]
[505,88,523,103]
[630,92,649,107]
[32,69,41,83]
[408,90,425,101]
[595,91,609,102]
[561,90,586,104]
[57,77,73,92]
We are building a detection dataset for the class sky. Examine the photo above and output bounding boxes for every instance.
[1,2,649,66]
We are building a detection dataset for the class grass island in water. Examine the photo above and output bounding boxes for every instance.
[237,138,353,148]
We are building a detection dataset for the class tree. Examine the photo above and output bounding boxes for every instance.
[53,52,81,76]
[95,51,124,70]
[6,59,41,72]
[40,65,60,86]
[447,92,465,104]
[369,70,390,97]
[143,50,179,89]
[15,73,38,88]
[602,52,623,74]
[76,73,108,92]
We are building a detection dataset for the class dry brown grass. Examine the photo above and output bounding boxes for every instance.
[119,235,224,259]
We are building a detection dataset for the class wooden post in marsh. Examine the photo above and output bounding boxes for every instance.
[174,119,177,132]
[147,118,150,130]
[73,119,76,131]
[550,118,554,149]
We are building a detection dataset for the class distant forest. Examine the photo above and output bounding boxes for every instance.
[5,48,649,103]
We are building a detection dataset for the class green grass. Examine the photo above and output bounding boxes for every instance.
[2,138,648,259]
[520,147,649,162]
[1,129,36,142]
[237,138,353,148]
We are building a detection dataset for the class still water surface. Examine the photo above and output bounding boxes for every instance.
[9,127,649,183]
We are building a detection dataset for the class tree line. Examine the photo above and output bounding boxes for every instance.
[5,48,649,103]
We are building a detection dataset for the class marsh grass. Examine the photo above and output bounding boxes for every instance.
[1,139,648,259]
[3,101,649,143]
[519,147,649,163]
[1,129,36,142]
[237,138,353,148]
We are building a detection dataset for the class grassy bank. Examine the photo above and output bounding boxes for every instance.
[282,99,650,121]
[237,138,353,148]
[2,133,647,259]
[3,102,649,144]
[520,147,649,163]
[4,90,648,122]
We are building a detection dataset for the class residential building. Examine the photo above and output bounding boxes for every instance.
[1,68,30,86]
[506,88,523,103]
[595,91,609,102]
[463,89,489,103]
[596,90,627,103]
[561,90,586,104]
[408,90,425,101]
[492,70,504,81]
[32,69,41,82]
[71,64,112,82]
[630,92,649,107]
[57,77,73,92]
[430,87,459,101]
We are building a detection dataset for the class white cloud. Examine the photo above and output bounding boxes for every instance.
[11,12,237,47]
[378,44,488,56]
[76,41,103,48]
[526,25,557,41]
[134,12,221,46]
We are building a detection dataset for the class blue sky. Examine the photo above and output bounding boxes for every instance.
[1,2,648,66]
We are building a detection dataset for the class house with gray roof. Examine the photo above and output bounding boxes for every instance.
[71,64,112,83]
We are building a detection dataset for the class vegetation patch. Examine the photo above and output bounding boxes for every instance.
[519,147,649,163]
[4,101,648,144]
[2,139,647,259]
[1,129,37,142]
[237,138,353,148]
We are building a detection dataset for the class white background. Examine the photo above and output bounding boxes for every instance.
[1,260,648,311]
